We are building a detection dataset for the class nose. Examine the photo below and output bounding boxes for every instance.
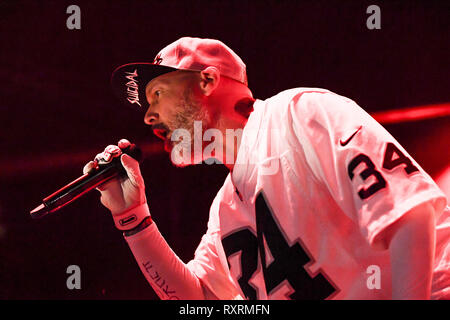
[144,108,159,125]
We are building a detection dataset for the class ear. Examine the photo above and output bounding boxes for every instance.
[199,66,220,96]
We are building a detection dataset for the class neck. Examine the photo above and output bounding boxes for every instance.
[211,97,255,171]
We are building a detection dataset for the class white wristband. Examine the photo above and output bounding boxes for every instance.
[113,203,151,231]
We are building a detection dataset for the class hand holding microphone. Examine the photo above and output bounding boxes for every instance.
[31,139,151,232]
[83,139,146,215]
[83,139,151,231]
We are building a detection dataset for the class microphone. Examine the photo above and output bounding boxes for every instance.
[30,144,143,219]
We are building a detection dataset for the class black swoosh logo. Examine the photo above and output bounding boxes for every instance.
[340,126,362,146]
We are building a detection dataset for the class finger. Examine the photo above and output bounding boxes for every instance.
[96,178,122,193]
[95,152,105,162]
[95,151,113,163]
[118,139,131,149]
[120,153,145,188]
[104,144,121,155]
[83,161,97,175]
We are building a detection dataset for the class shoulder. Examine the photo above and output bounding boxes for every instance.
[262,87,332,110]
[260,87,362,121]
[259,88,368,138]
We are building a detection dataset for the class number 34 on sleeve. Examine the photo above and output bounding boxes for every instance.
[347,142,419,200]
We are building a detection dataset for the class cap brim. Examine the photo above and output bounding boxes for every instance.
[111,62,178,111]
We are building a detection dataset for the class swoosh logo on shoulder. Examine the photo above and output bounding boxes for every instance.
[340,126,362,146]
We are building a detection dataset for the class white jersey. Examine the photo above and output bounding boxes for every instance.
[186,88,449,300]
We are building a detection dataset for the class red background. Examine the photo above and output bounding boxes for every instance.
[0,0,448,299]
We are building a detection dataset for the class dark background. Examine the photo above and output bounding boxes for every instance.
[0,0,449,299]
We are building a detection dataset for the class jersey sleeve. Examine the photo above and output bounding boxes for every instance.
[288,90,447,249]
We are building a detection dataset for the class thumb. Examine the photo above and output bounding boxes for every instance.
[120,153,145,188]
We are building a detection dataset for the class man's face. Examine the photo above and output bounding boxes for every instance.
[144,70,213,167]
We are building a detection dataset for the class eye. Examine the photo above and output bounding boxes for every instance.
[154,90,161,97]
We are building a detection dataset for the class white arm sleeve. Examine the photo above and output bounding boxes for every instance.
[124,221,206,300]
[124,201,244,300]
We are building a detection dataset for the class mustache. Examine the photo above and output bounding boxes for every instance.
[151,122,171,132]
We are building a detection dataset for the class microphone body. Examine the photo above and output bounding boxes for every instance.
[30,145,142,219]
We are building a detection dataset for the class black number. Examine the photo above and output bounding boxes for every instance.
[221,194,337,300]
[255,193,337,299]
[347,143,419,200]
[348,154,387,199]
[382,142,419,174]
[222,229,258,300]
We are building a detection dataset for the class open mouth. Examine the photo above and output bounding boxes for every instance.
[164,138,173,152]
[153,128,169,141]
[152,126,174,152]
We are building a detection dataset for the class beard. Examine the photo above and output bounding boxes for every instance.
[167,88,216,167]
